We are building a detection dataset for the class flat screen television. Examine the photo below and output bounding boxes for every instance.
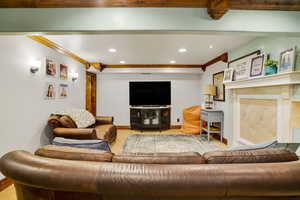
[129,81,171,106]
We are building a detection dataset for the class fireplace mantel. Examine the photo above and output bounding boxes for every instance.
[225,71,300,90]
[228,73,300,145]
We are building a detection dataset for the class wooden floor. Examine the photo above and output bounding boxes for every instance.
[0,128,225,200]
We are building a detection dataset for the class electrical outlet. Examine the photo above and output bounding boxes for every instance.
[177,118,180,122]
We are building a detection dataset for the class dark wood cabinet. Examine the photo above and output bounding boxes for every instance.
[130,106,171,131]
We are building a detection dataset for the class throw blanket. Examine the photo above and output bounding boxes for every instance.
[53,109,95,128]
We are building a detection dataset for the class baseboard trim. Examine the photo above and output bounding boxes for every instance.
[0,178,13,192]
[116,125,131,129]
[117,125,182,130]
[170,125,181,129]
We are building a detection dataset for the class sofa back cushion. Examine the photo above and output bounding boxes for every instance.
[35,145,113,162]
[59,115,77,128]
[203,148,298,164]
[112,152,205,164]
[53,109,96,128]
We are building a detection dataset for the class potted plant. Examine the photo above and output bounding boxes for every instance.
[264,59,278,76]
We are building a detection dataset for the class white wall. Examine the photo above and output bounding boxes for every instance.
[0,36,86,179]
[98,73,202,126]
[199,61,233,145]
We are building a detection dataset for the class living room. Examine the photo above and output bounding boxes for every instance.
[1,2,300,200]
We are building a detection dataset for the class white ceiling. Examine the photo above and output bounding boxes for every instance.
[45,34,256,65]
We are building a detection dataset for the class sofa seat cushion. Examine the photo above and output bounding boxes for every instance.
[52,137,111,152]
[203,148,299,164]
[95,124,117,143]
[35,145,113,162]
[112,152,206,164]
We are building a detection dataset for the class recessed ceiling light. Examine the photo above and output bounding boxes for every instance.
[178,48,187,53]
[108,48,117,53]
[209,45,213,49]
[170,60,176,64]
[120,61,126,64]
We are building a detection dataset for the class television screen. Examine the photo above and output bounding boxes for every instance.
[129,81,171,106]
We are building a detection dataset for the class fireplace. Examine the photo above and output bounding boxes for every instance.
[225,72,300,146]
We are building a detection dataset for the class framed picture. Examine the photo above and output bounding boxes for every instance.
[213,71,225,101]
[228,50,261,81]
[223,68,234,83]
[250,54,265,77]
[59,84,68,99]
[44,82,56,100]
[279,48,296,73]
[46,58,57,77]
[60,64,68,80]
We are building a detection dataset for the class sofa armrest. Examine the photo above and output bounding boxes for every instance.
[48,115,62,128]
[95,116,114,125]
[52,128,97,140]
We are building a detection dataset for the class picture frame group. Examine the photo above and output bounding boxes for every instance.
[213,71,225,102]
[45,58,70,100]
[223,47,297,83]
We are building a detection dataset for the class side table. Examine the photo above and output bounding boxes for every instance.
[200,108,224,142]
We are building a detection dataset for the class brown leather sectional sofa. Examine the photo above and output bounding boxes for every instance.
[1,146,300,200]
[48,115,117,143]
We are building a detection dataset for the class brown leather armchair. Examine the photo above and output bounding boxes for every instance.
[48,115,117,144]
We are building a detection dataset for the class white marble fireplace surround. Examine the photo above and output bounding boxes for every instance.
[225,71,300,146]
[232,87,290,145]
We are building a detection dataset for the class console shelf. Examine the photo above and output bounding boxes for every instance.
[130,106,171,131]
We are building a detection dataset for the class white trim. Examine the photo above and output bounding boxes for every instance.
[225,71,300,89]
[237,94,280,100]
[238,137,255,146]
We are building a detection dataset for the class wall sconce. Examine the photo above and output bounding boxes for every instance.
[71,71,79,82]
[29,59,41,74]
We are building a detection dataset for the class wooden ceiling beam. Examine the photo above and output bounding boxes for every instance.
[201,52,228,72]
[208,0,229,20]
[2,0,300,10]
[2,1,300,10]
[2,0,300,20]
[0,0,208,8]
[229,0,300,11]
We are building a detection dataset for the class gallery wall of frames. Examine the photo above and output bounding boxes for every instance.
[45,58,70,100]
[223,47,297,84]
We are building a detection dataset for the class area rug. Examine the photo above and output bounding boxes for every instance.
[122,134,222,154]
